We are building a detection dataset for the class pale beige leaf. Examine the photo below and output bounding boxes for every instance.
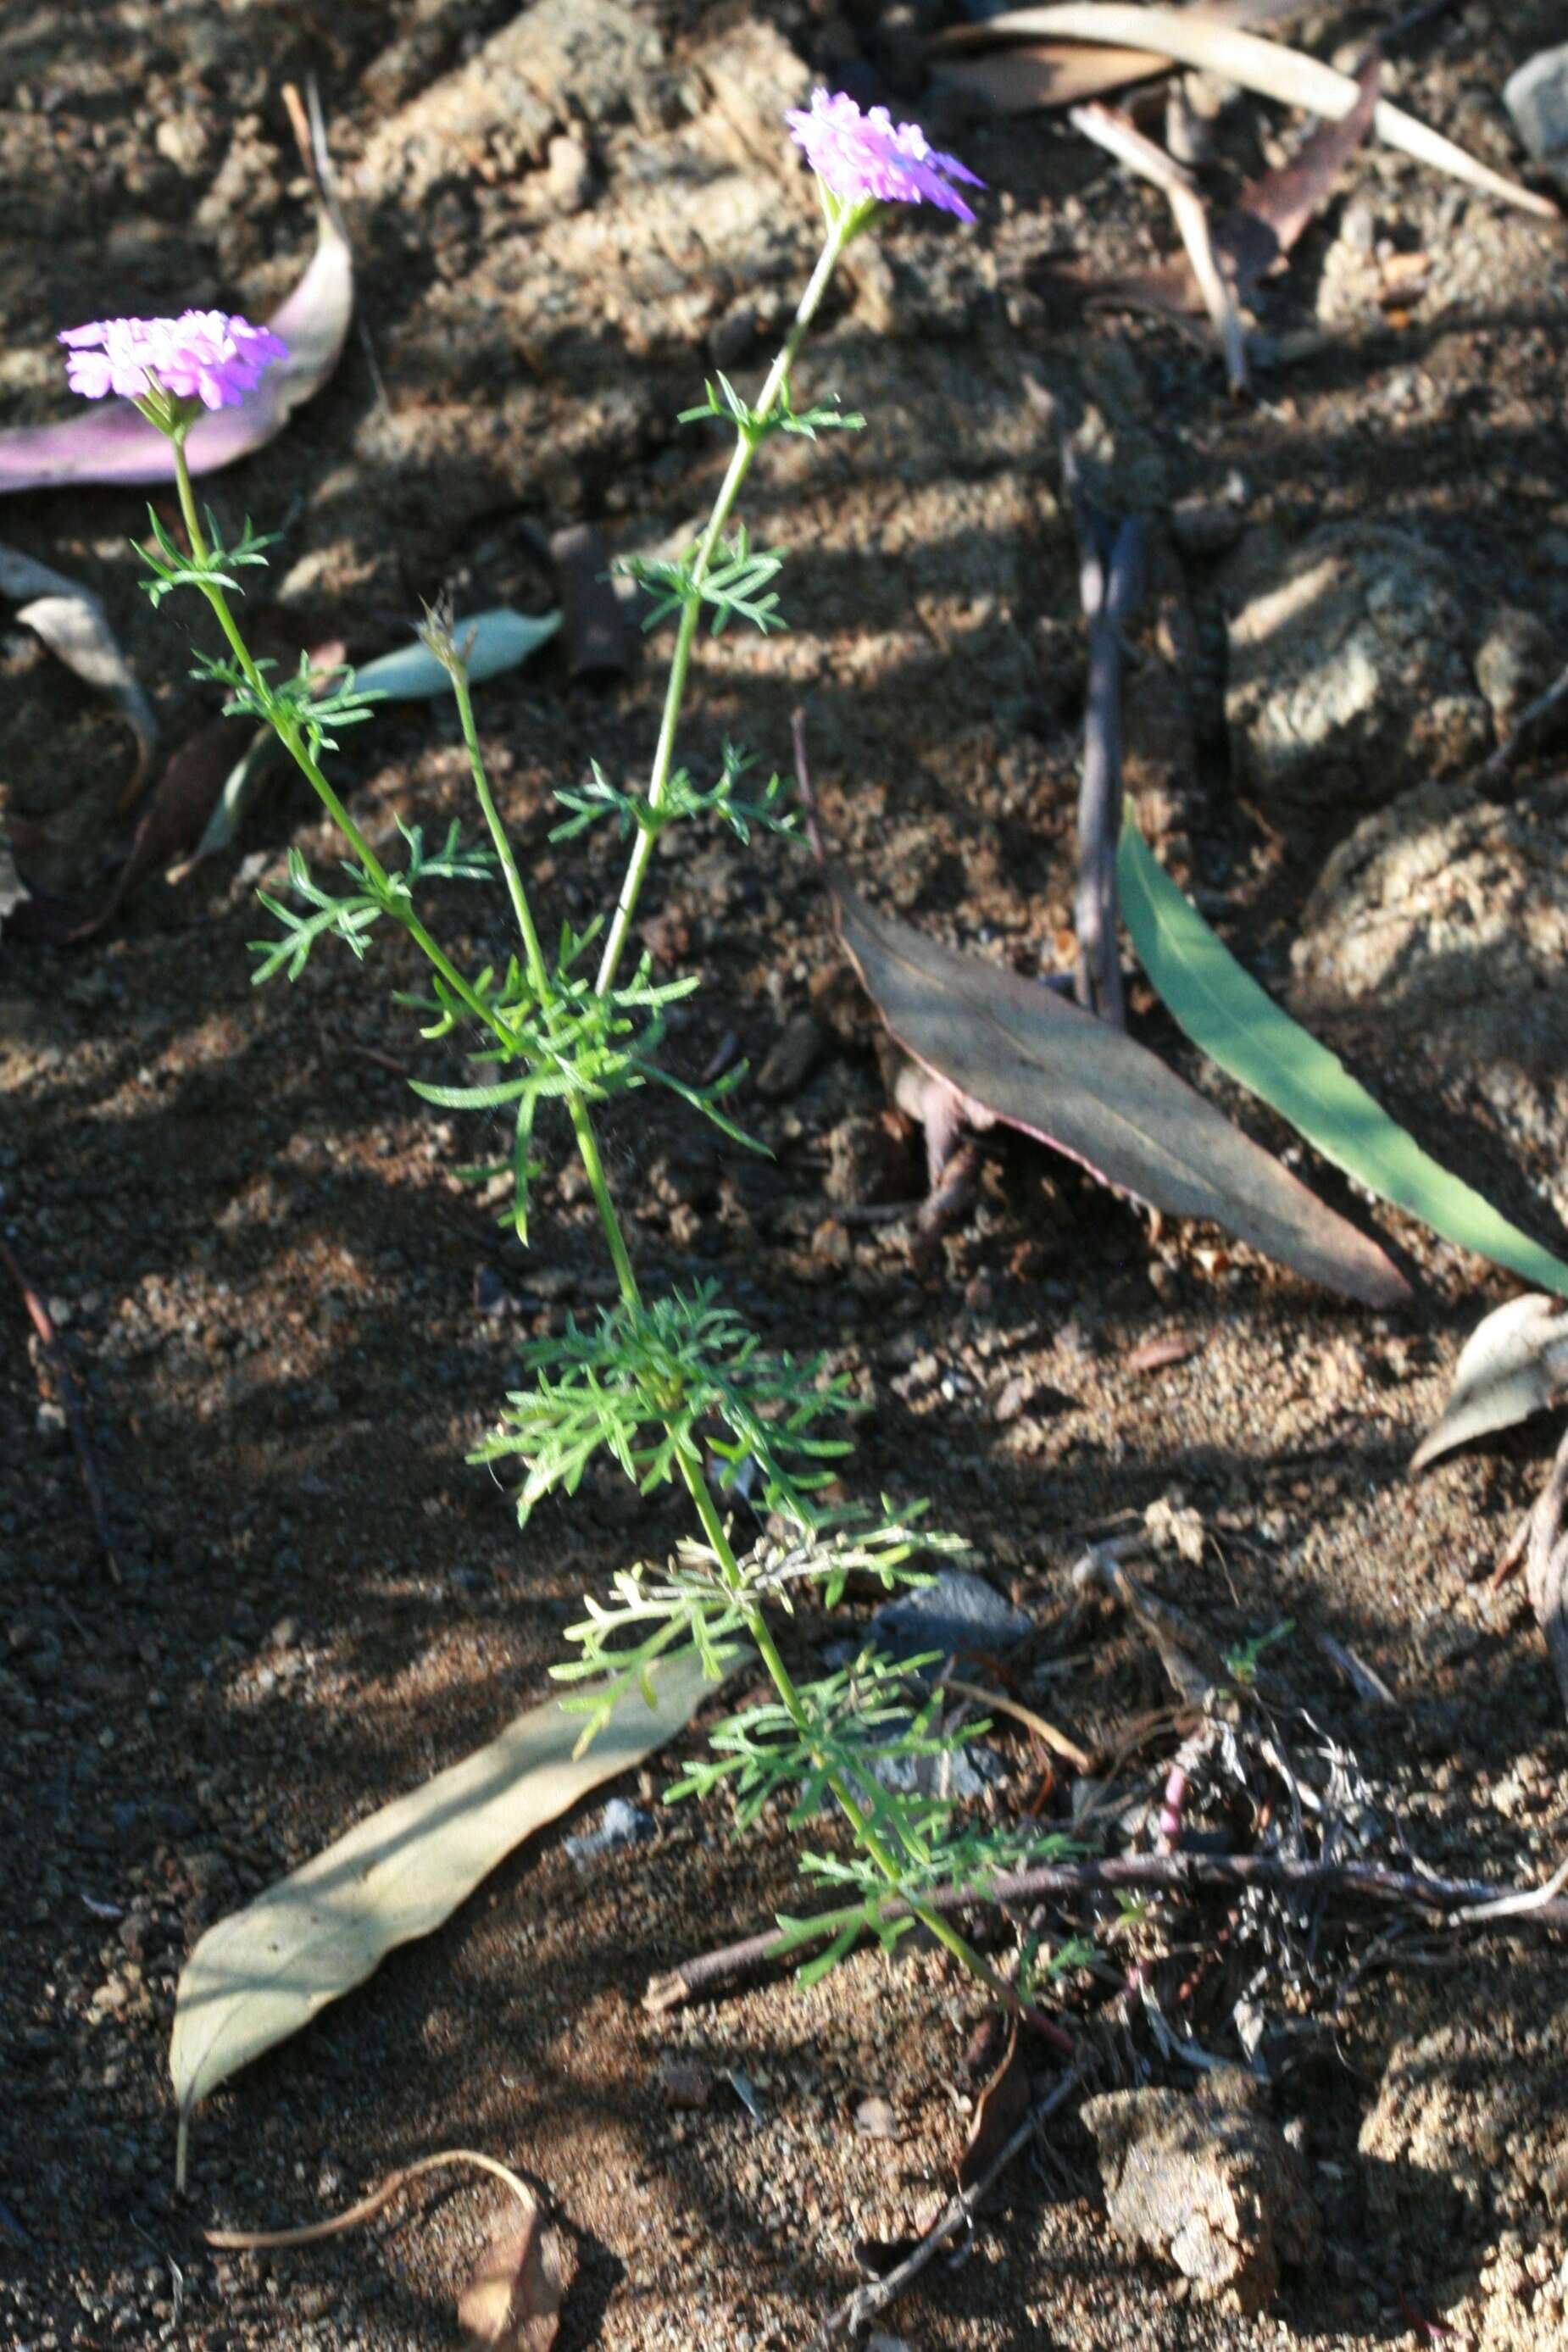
[171,1650,717,2171]
[1411,1295,1568,1471]
[941,5,1556,215]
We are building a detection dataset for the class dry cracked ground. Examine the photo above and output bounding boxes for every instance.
[3,3,1567,2349]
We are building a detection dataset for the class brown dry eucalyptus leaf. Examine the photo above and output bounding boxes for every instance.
[930,0,1304,113]
[824,866,1407,1307]
[171,1649,720,2186]
[459,2206,570,2352]
[1411,1294,1568,1471]
[0,83,351,496]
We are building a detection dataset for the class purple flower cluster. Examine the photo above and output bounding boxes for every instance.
[59,311,287,409]
[785,88,983,223]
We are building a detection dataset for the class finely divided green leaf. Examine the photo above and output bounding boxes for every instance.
[1118,819,1568,1299]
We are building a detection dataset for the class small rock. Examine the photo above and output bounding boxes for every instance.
[1082,2071,1319,2315]
[1222,524,1490,814]
[755,1013,824,1101]
[1504,46,1568,186]
[544,131,592,214]
[870,1567,1032,1666]
[659,2057,714,2110]
[563,1795,655,1865]
[1474,604,1556,731]
[854,2093,900,2139]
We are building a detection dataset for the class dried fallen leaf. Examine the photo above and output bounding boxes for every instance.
[934,5,1555,215]
[1412,1295,1568,1471]
[171,1648,722,2186]
[459,2206,569,2352]
[0,542,158,796]
[958,2023,1030,2194]
[0,83,351,496]
[825,865,1407,1307]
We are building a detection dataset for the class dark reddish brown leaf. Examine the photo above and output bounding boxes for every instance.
[458,2202,569,2352]
[959,2024,1029,2194]
[826,869,1407,1307]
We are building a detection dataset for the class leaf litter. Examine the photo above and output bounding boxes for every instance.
[206,2148,569,2352]
[1412,1294,1568,1470]
[170,1647,719,2187]
[0,83,352,497]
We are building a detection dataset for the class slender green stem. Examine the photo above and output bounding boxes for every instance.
[679,1457,1025,2012]
[448,663,552,995]
[593,215,853,998]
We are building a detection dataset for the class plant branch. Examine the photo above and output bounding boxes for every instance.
[645,1847,1568,2012]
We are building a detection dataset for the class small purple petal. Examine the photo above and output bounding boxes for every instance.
[57,310,288,407]
[785,87,984,223]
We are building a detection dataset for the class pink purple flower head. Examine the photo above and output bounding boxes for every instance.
[785,88,983,223]
[58,311,287,409]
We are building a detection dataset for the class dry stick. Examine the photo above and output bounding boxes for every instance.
[941,1672,1095,1773]
[205,2148,535,2251]
[1070,102,1248,392]
[1062,448,1145,1030]
[1474,657,1568,791]
[645,1849,1568,2013]
[811,2071,1079,2349]
[0,1230,120,1584]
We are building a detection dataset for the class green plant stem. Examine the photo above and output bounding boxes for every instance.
[679,1455,1031,2019]
[173,249,1027,2027]
[593,214,854,998]
[170,444,534,1076]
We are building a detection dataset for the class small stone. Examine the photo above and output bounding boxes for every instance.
[1082,2071,1319,2315]
[1475,605,1556,731]
[563,1795,655,1865]
[754,1013,824,1101]
[870,1567,1032,1666]
[544,132,592,214]
[1504,46,1568,186]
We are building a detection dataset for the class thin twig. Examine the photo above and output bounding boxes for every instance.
[941,1673,1095,1773]
[1070,103,1248,392]
[1061,446,1145,1029]
[811,2071,1080,2348]
[1475,657,1568,789]
[644,1849,1568,2013]
[205,2148,535,2250]
[0,1229,120,1582]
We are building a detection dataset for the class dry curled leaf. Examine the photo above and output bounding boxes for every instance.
[959,2023,1030,2194]
[459,2205,570,2352]
[0,84,351,496]
[1412,1295,1568,1471]
[0,542,158,795]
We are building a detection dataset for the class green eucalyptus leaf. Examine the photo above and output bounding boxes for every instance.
[1118,818,1568,1298]
[352,608,560,700]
